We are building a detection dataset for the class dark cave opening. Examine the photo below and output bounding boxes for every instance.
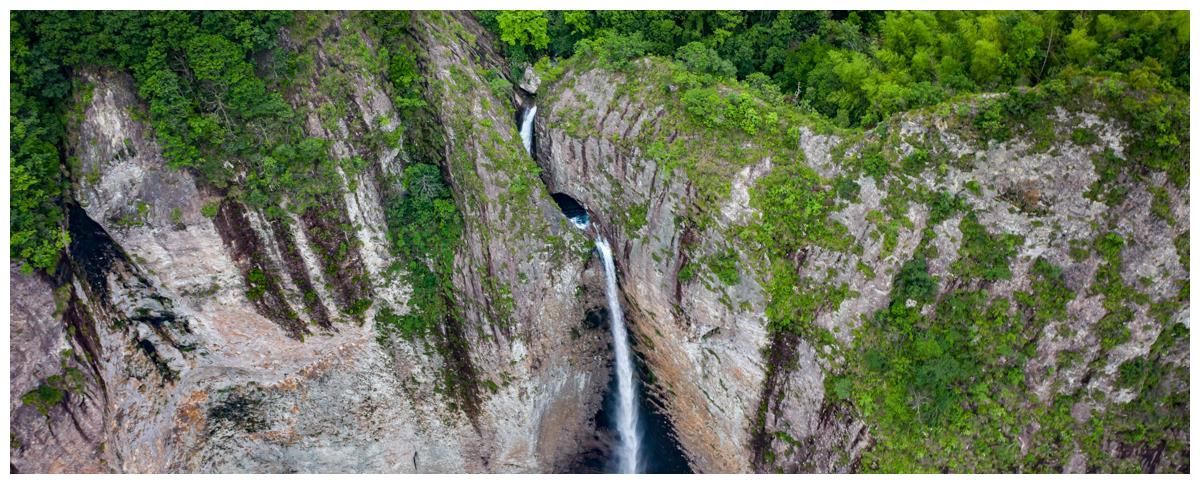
[550,192,590,229]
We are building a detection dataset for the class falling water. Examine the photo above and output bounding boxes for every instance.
[523,103,659,473]
[595,238,642,474]
[520,105,537,156]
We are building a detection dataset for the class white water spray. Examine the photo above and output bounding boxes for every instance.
[520,105,537,155]
[569,214,589,230]
[595,237,642,474]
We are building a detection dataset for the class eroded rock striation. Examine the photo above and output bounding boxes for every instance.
[11,12,607,473]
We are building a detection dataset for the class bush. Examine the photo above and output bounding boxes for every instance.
[707,250,741,286]
[575,31,651,70]
[20,367,85,416]
[953,213,1023,281]
[201,200,221,218]
[748,159,833,256]
[681,87,726,128]
[674,41,736,78]
[380,163,463,340]
[21,384,65,416]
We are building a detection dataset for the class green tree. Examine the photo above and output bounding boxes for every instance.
[496,10,550,50]
[674,41,736,78]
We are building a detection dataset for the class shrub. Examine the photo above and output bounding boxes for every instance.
[674,41,736,78]
[953,213,1022,281]
[575,31,651,70]
[681,87,727,128]
[748,159,833,257]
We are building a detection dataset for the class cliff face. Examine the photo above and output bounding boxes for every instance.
[535,66,769,472]
[535,60,1188,472]
[10,13,607,473]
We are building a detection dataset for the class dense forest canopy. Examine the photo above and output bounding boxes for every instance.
[479,10,1188,127]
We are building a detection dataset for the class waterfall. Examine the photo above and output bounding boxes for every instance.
[520,105,537,156]
[523,103,645,473]
[595,237,642,474]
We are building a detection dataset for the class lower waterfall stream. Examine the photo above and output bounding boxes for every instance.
[595,237,642,473]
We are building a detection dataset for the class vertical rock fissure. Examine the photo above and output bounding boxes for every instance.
[749,330,801,471]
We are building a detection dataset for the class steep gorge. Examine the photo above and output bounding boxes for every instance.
[9,11,1190,474]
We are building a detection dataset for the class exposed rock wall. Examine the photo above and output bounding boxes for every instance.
[536,65,768,472]
[10,13,608,473]
[536,62,1189,472]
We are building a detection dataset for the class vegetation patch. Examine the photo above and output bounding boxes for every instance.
[379,163,463,341]
[21,360,87,417]
[951,213,1023,282]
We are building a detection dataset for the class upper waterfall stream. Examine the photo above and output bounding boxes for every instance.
[520,105,537,156]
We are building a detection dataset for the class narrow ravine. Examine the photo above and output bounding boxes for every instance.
[523,104,644,470]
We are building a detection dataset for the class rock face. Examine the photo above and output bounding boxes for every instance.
[535,61,1188,472]
[519,65,542,95]
[536,66,769,473]
[10,13,608,473]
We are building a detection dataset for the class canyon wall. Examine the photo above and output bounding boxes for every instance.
[535,59,1189,472]
[11,12,608,473]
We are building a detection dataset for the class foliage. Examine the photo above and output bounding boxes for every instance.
[679,85,777,136]
[1091,232,1139,351]
[362,12,426,114]
[706,250,741,286]
[21,384,65,417]
[675,41,736,78]
[624,202,648,235]
[20,367,86,417]
[380,163,463,340]
[747,159,834,257]
[10,11,298,273]
[495,10,550,50]
[952,213,1023,282]
[838,253,1082,471]
[573,31,652,70]
[482,10,1187,130]
[201,200,221,218]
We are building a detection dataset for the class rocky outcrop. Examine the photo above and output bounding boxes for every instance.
[535,60,1189,472]
[406,11,609,471]
[11,13,608,473]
